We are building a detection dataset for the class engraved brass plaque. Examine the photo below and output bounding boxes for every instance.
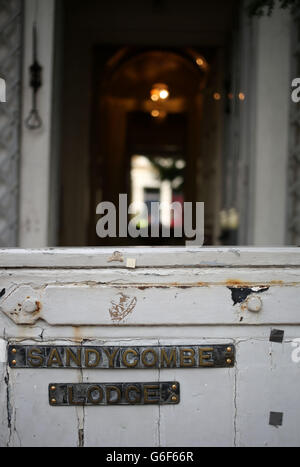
[49,382,180,406]
[8,344,235,369]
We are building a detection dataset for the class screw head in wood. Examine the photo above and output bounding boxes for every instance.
[22,298,39,314]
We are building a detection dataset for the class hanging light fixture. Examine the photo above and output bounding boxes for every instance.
[150,83,170,102]
[25,22,43,130]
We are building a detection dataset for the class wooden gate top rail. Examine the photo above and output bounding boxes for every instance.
[0,247,299,268]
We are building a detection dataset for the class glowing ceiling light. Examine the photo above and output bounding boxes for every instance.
[196,57,205,67]
[238,92,245,101]
[195,56,208,70]
[150,83,169,102]
[159,89,169,100]
[213,92,221,101]
[150,109,167,119]
[151,109,160,118]
[151,94,159,102]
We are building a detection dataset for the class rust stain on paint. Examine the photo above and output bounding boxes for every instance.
[73,326,84,343]
[109,293,137,322]
[225,279,251,287]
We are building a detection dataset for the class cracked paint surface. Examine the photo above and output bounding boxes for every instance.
[0,248,299,446]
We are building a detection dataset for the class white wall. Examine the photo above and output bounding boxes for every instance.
[249,8,291,245]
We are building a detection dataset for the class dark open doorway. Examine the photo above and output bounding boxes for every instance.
[88,46,215,245]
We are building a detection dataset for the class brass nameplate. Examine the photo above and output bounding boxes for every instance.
[8,344,235,369]
[49,382,180,406]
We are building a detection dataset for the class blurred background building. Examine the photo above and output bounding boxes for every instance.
[0,0,297,247]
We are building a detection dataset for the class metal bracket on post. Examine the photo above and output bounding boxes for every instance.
[25,22,43,130]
